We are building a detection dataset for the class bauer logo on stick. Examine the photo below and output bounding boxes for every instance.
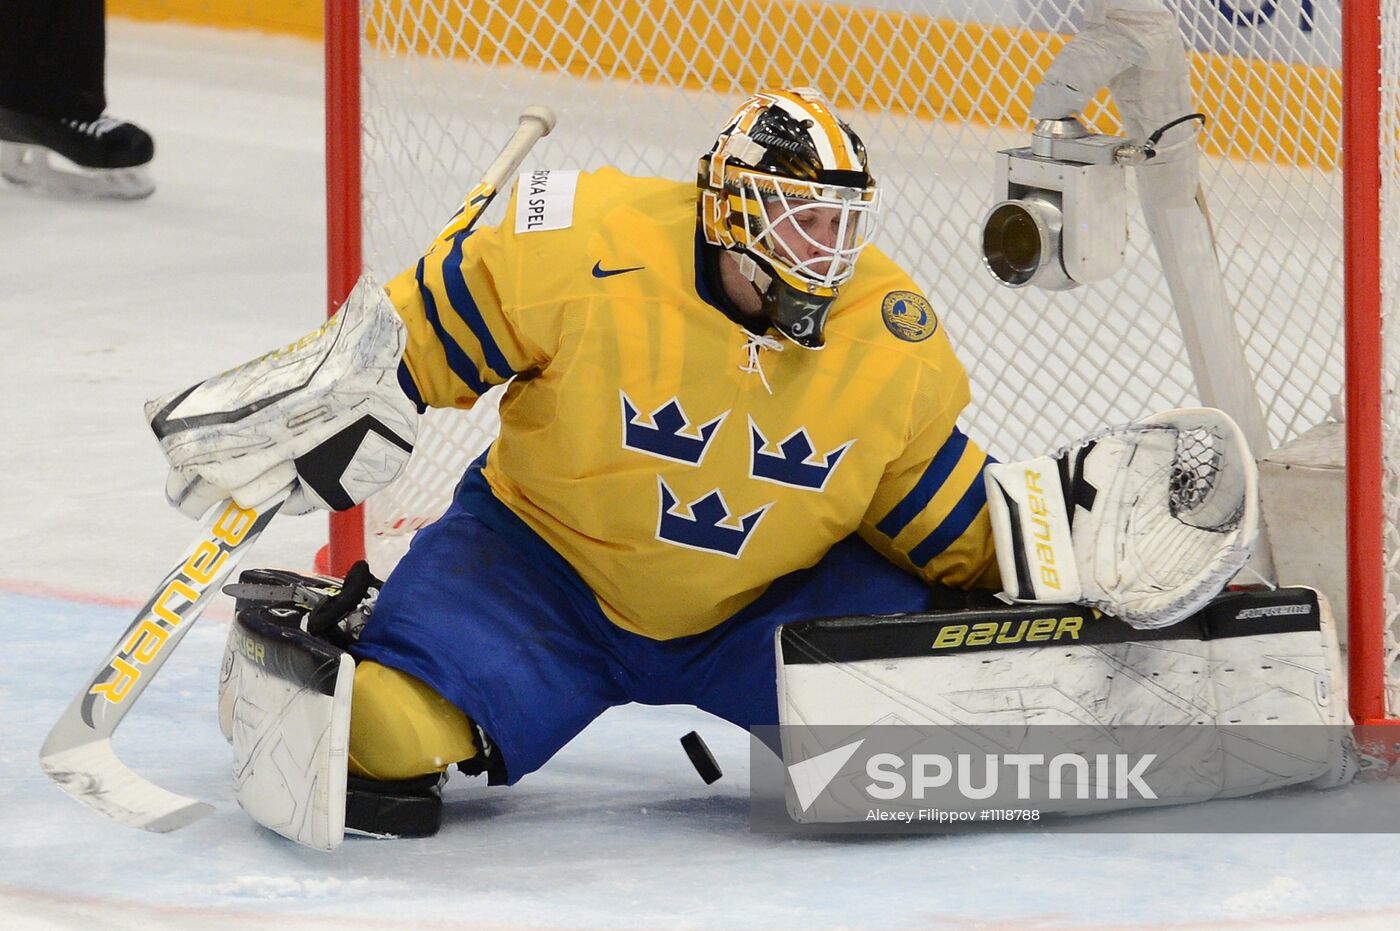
[82,500,258,714]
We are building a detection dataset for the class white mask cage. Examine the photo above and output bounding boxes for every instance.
[734,172,881,292]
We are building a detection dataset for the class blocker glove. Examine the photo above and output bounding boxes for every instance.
[146,274,419,518]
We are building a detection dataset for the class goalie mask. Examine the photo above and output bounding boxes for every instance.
[699,88,880,348]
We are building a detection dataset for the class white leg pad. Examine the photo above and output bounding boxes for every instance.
[223,617,354,851]
[776,586,1353,818]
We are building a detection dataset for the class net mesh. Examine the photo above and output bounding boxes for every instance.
[1169,426,1227,526]
[1380,0,1400,709]
[356,0,1385,687]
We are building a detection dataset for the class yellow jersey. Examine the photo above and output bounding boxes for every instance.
[387,168,997,639]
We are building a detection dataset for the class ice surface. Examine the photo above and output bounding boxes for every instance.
[3,19,1400,931]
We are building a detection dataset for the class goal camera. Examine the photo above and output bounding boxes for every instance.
[981,118,1132,291]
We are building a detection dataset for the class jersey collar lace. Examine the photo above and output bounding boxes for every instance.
[738,332,783,394]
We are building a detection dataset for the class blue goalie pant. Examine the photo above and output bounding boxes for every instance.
[352,462,952,783]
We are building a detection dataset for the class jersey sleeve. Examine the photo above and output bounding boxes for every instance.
[383,191,554,411]
[859,364,1001,590]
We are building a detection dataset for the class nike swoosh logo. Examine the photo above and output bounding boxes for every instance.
[592,261,645,278]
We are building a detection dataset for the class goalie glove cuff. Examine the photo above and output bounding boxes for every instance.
[984,455,1083,604]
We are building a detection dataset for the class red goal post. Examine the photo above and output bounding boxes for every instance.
[1340,2,1389,729]
[325,1,365,580]
[323,0,1395,727]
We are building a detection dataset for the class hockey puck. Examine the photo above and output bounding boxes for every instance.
[680,731,722,784]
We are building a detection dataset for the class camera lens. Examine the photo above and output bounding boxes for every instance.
[1000,212,1041,271]
[982,202,1044,286]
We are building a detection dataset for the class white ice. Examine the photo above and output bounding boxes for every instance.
[3,19,1400,931]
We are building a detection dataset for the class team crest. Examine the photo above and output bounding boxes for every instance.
[748,417,853,491]
[881,291,939,342]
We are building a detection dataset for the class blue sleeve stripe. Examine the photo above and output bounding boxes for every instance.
[416,257,491,396]
[397,360,426,413]
[907,470,989,568]
[874,428,969,539]
[442,229,516,381]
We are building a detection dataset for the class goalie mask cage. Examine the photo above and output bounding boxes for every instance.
[323,1,1397,727]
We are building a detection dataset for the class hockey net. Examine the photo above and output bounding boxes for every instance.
[332,1,1399,718]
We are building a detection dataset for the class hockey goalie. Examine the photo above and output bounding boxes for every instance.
[145,84,1350,850]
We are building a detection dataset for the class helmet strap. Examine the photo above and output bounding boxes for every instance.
[736,253,772,292]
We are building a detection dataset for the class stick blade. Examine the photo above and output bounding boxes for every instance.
[38,494,285,834]
[41,737,214,832]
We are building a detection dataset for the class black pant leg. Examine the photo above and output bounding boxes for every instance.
[0,0,106,120]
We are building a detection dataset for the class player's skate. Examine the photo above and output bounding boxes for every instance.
[219,564,447,849]
[0,106,154,199]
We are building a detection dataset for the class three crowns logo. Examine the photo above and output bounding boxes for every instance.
[621,391,726,466]
[749,417,854,492]
[622,392,854,556]
[656,478,771,558]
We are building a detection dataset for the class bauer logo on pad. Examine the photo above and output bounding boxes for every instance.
[515,169,577,234]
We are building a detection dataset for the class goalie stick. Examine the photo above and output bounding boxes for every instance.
[39,492,286,831]
[40,105,557,833]
[431,105,557,246]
